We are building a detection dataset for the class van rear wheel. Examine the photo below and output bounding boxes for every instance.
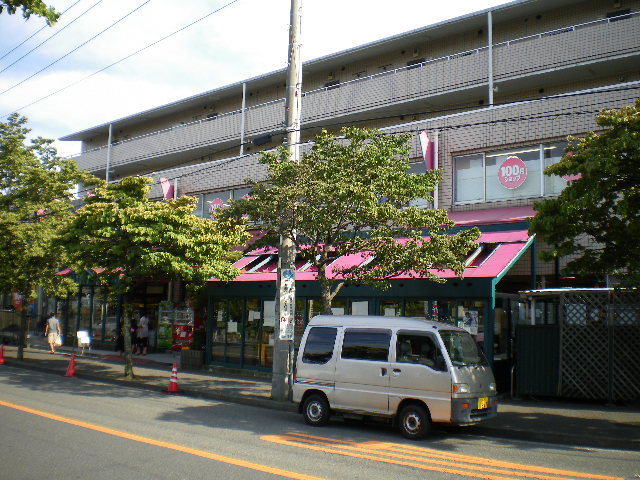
[398,404,430,440]
[302,394,330,426]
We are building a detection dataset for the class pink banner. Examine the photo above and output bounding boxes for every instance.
[160,178,174,199]
[419,130,434,170]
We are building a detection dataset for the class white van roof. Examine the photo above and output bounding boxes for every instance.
[307,315,465,332]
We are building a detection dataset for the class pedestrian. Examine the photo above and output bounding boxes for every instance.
[44,312,60,354]
[115,326,125,356]
[137,312,149,355]
[130,316,139,354]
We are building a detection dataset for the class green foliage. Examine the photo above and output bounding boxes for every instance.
[531,99,640,286]
[0,113,102,299]
[1,0,59,24]
[221,127,480,312]
[59,176,251,298]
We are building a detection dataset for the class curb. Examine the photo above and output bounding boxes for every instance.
[466,424,640,451]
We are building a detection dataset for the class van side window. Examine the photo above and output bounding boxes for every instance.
[341,329,391,361]
[302,327,337,364]
[396,333,445,371]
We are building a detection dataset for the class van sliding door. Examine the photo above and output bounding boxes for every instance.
[334,328,391,414]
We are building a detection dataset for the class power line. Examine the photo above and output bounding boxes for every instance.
[1,0,242,116]
[0,0,153,97]
[0,0,83,62]
[0,0,104,76]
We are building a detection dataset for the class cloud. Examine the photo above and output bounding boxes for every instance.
[0,0,506,157]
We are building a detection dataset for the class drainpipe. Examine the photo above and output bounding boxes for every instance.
[487,11,494,106]
[106,123,113,183]
[433,131,439,209]
[240,82,247,155]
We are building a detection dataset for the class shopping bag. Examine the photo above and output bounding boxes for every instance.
[55,334,62,346]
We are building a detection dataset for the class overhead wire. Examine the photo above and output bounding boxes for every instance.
[0,0,243,117]
[0,0,83,62]
[0,0,153,97]
[0,0,105,75]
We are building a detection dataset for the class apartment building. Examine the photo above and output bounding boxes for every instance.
[59,0,640,392]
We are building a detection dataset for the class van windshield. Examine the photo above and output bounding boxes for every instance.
[439,330,487,367]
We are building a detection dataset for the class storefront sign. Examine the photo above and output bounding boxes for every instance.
[498,156,527,189]
[208,198,227,220]
[279,269,295,340]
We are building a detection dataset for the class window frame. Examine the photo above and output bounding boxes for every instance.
[453,141,568,205]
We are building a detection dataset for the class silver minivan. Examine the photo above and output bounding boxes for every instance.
[292,315,498,439]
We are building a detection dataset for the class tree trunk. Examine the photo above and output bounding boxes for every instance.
[123,312,135,379]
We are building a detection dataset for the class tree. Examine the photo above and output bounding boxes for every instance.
[221,127,480,314]
[530,99,640,286]
[1,0,59,24]
[59,176,250,378]
[0,113,102,359]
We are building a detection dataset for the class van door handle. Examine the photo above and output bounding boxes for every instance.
[393,368,402,375]
[380,368,387,376]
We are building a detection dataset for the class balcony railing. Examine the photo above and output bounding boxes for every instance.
[71,11,639,174]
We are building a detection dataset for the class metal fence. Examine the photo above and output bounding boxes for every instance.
[559,289,640,402]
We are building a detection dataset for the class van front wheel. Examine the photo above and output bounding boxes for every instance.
[302,394,330,426]
[398,404,430,440]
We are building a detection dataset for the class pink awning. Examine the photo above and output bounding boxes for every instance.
[216,229,534,283]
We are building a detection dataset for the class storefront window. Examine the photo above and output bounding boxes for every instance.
[226,299,243,366]
[350,300,369,316]
[211,300,227,363]
[454,141,570,204]
[91,288,106,341]
[308,299,323,320]
[262,300,276,368]
[405,300,429,318]
[454,153,484,203]
[244,299,261,367]
[544,142,569,196]
[485,147,541,201]
[380,300,402,316]
[331,299,348,315]
[78,287,92,334]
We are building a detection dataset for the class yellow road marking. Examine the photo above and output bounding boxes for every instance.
[0,400,325,480]
[261,432,625,480]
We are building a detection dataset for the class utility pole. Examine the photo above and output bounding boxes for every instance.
[272,0,302,402]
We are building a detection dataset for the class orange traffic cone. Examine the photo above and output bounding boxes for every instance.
[64,353,76,378]
[0,344,5,365]
[163,362,181,394]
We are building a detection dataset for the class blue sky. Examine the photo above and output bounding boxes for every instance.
[0,0,507,156]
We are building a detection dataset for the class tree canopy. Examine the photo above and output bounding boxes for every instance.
[59,176,250,377]
[0,113,101,299]
[1,0,59,24]
[0,113,101,359]
[530,99,640,286]
[221,127,480,313]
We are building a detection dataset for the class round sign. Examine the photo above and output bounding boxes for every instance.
[208,198,227,219]
[498,156,527,189]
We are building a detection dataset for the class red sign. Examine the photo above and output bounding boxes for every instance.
[208,198,227,219]
[498,157,527,189]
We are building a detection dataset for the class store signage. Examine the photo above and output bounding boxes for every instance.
[208,198,227,219]
[498,156,527,189]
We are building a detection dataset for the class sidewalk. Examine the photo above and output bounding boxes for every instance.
[2,341,639,452]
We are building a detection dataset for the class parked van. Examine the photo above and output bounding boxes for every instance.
[293,315,497,439]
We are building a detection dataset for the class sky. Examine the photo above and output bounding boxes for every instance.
[0,0,509,157]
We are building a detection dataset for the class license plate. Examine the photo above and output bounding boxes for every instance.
[477,397,489,409]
